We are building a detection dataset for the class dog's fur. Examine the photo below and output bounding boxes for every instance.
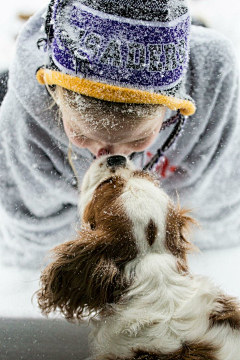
[37,156,240,360]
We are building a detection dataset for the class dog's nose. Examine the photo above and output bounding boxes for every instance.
[106,155,127,168]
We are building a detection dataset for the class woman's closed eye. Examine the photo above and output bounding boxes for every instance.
[71,131,149,146]
[130,136,149,144]
[69,133,91,146]
[69,131,87,140]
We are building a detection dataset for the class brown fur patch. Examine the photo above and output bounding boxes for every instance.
[106,342,218,359]
[209,295,240,330]
[37,176,138,321]
[146,219,158,246]
[165,202,199,272]
[132,170,159,186]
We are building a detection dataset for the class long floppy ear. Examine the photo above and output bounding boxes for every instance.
[165,200,199,272]
[37,227,136,322]
[106,342,218,359]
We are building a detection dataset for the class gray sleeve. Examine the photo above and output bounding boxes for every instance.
[166,28,240,250]
[0,89,80,269]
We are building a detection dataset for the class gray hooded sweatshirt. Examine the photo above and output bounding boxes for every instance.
[0,9,239,269]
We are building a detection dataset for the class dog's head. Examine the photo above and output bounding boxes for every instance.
[37,155,197,321]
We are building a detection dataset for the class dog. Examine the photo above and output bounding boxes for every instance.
[37,155,240,360]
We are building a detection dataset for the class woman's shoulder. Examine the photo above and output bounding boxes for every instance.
[9,8,52,121]
[6,8,69,145]
[12,7,47,79]
[190,25,237,71]
[17,7,47,42]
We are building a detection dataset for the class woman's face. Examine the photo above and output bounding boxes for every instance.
[61,104,166,158]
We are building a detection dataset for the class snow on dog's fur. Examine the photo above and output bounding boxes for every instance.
[37,155,240,360]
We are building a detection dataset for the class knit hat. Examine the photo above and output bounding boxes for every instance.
[36,0,196,116]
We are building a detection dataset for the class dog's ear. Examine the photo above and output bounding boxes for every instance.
[106,343,218,359]
[165,201,199,272]
[37,227,134,322]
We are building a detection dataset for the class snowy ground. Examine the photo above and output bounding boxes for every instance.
[0,0,240,319]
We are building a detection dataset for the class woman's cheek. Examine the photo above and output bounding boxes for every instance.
[130,138,155,152]
[72,137,93,149]
[63,123,89,148]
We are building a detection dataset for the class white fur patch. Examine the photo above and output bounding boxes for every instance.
[120,177,169,255]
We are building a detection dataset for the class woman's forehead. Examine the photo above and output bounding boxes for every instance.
[62,99,166,141]
[79,114,162,141]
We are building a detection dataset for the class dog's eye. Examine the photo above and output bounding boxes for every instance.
[90,222,96,230]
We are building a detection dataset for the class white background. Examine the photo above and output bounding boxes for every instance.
[0,0,240,318]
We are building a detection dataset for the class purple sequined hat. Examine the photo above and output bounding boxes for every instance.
[36,0,196,116]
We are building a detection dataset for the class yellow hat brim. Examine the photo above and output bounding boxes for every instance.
[36,68,196,116]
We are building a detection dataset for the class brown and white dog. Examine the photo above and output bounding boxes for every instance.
[37,155,240,360]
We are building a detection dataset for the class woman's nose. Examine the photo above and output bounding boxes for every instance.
[97,145,131,158]
[97,145,119,157]
[97,147,110,157]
